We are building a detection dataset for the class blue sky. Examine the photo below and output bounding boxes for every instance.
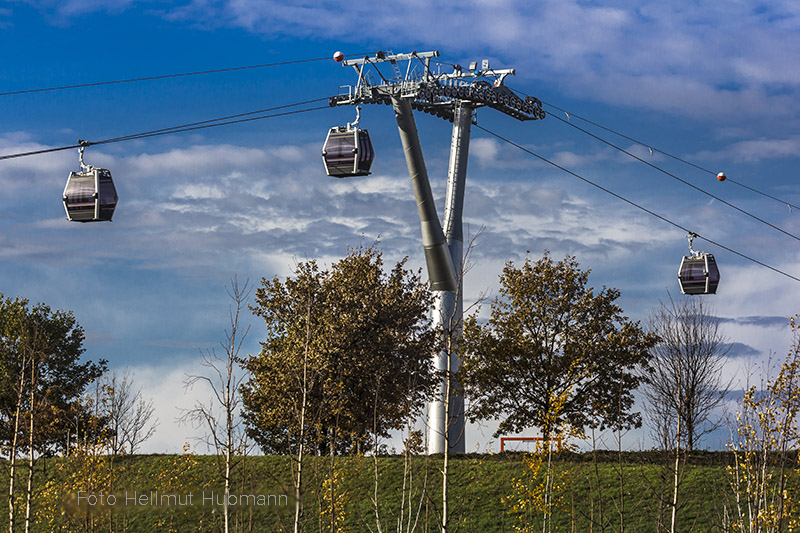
[1,0,799,452]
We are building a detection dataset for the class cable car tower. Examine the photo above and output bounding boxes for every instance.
[328,50,545,454]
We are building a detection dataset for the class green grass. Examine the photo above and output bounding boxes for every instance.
[0,450,780,532]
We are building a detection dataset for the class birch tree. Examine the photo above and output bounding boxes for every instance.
[643,296,731,452]
[0,294,106,533]
[181,277,252,533]
[100,369,158,455]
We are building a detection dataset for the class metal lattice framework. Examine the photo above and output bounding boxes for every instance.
[330,50,546,122]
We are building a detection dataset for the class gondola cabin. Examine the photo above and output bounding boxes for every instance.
[678,253,720,295]
[322,126,374,177]
[63,168,118,222]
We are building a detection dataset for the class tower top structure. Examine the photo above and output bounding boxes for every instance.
[329,50,546,123]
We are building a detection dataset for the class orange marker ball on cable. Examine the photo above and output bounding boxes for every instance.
[333,51,345,62]
[717,172,727,181]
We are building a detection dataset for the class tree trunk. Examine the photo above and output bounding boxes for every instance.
[224,417,231,533]
[591,427,605,532]
[293,391,305,533]
[293,299,312,533]
[370,386,383,533]
[617,373,625,533]
[670,389,682,533]
[224,347,233,533]
[441,337,451,533]
[24,358,35,533]
[8,356,26,533]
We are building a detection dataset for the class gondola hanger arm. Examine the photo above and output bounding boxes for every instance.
[77,139,95,172]
[348,106,361,129]
[687,232,700,257]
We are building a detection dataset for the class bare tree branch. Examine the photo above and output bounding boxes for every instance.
[100,370,158,455]
[179,276,252,533]
[643,294,732,452]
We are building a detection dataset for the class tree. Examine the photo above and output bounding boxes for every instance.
[643,295,731,452]
[725,315,800,532]
[243,245,437,454]
[242,245,437,532]
[181,277,252,533]
[100,370,158,455]
[0,293,107,532]
[320,246,438,450]
[460,252,656,440]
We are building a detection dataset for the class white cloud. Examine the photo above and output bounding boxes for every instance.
[124,361,225,454]
[551,149,598,168]
[124,144,271,177]
[0,138,74,195]
[23,0,138,19]
[470,138,500,166]
[726,136,800,163]
[171,184,226,200]
[688,135,800,183]
[143,0,800,124]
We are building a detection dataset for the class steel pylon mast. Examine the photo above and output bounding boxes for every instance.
[331,50,545,454]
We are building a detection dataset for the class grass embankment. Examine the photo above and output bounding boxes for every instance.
[4,451,746,531]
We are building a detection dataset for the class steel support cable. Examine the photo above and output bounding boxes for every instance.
[94,106,330,144]
[0,53,374,97]
[474,124,800,284]
[0,98,332,161]
[541,100,800,212]
[543,112,800,242]
[97,97,331,144]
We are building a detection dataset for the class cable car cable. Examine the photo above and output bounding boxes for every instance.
[543,111,800,243]
[97,97,331,144]
[507,86,800,212]
[0,53,375,97]
[540,100,800,212]
[0,98,332,161]
[474,124,800,284]
[93,105,330,144]
[0,105,329,159]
